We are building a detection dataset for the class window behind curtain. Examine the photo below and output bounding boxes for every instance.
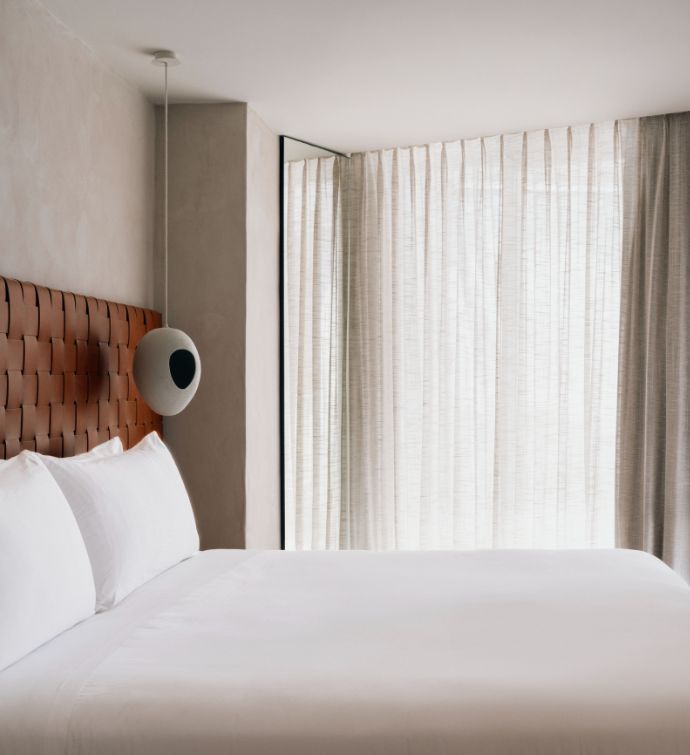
[285,123,623,551]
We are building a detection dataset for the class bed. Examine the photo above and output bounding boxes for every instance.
[1,547,690,755]
[2,277,690,754]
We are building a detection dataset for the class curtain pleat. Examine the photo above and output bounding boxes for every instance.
[284,157,344,549]
[286,122,624,551]
[616,113,690,581]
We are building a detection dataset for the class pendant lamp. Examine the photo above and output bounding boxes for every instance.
[134,51,201,416]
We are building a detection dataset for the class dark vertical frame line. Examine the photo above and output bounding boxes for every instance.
[279,135,286,549]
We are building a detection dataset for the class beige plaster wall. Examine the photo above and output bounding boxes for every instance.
[2,1,280,550]
[245,109,281,549]
[159,103,248,549]
[158,103,280,550]
[0,0,154,307]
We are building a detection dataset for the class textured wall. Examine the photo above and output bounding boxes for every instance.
[1,1,279,549]
[159,104,248,549]
[0,0,154,307]
[158,103,280,550]
[245,108,280,549]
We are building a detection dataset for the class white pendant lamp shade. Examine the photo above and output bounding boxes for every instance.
[134,50,201,416]
[134,328,201,416]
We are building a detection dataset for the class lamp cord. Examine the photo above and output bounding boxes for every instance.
[163,60,169,328]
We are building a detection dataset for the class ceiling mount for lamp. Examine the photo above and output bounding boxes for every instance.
[152,50,180,67]
[133,50,201,417]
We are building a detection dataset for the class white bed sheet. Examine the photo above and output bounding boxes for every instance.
[1,548,690,755]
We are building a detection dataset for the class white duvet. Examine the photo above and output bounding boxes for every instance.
[1,548,690,755]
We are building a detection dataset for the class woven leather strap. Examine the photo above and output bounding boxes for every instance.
[0,276,162,458]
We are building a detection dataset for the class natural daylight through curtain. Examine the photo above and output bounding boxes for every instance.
[285,122,624,550]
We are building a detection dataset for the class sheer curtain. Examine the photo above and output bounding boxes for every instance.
[286,123,624,550]
[284,156,345,549]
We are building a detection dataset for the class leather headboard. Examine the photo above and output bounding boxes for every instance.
[0,276,162,459]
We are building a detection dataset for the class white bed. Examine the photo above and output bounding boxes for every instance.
[1,548,690,755]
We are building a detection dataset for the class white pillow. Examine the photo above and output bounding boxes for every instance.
[42,432,199,611]
[0,436,122,468]
[71,436,124,459]
[0,454,96,671]
[42,436,123,463]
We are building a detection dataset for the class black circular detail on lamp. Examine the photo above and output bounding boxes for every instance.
[169,349,196,390]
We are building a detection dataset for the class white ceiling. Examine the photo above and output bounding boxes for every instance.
[41,0,690,154]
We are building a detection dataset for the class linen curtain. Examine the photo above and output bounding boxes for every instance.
[285,123,624,551]
[284,156,345,549]
[616,113,690,581]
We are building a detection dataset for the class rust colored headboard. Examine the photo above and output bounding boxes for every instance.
[0,276,162,459]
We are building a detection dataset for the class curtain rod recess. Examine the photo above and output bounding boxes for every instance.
[281,135,349,159]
